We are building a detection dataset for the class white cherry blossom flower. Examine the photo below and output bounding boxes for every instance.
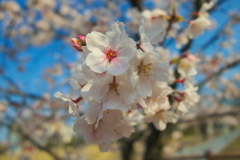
[178,57,197,78]
[144,100,178,131]
[82,75,137,112]
[176,84,200,113]
[73,110,133,152]
[142,9,168,29]
[85,22,136,76]
[138,19,166,53]
[186,16,211,38]
[131,51,169,98]
[54,91,81,116]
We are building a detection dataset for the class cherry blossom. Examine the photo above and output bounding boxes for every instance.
[85,22,136,76]
[74,110,133,152]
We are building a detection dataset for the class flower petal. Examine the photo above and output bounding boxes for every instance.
[86,51,107,73]
[54,91,70,102]
[86,31,109,52]
[117,46,135,59]
[69,103,78,116]
[85,102,103,125]
[103,91,122,110]
[106,22,127,50]
[155,120,166,131]
[137,76,152,98]
[107,57,129,76]
[146,26,166,44]
[151,62,169,82]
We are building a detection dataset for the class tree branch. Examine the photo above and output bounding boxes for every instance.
[17,126,62,160]
[197,58,240,88]
[0,121,62,160]
[128,0,142,11]
[0,88,44,100]
[180,109,240,124]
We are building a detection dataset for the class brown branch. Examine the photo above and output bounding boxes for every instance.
[0,88,44,100]
[179,109,240,124]
[180,0,227,53]
[199,19,229,51]
[120,131,145,160]
[17,127,62,160]
[0,121,62,160]
[197,58,240,88]
[128,0,142,11]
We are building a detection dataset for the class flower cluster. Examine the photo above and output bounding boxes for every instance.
[55,19,201,151]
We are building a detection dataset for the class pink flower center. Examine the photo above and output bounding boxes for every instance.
[105,49,117,63]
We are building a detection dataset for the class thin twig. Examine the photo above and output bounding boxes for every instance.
[197,58,240,88]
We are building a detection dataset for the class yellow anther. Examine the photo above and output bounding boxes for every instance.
[139,64,153,76]
[110,83,118,91]
[179,60,191,69]
[109,52,114,57]
[77,39,86,46]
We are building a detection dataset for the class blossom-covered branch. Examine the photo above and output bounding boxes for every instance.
[197,58,240,88]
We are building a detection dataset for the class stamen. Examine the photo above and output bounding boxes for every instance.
[106,49,117,63]
[109,76,118,91]
[77,39,86,46]
[139,63,153,76]
[156,110,165,118]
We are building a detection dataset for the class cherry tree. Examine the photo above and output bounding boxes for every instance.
[1,0,240,160]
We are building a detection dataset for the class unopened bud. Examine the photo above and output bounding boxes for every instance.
[71,35,86,52]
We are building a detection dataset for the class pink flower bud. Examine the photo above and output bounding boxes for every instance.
[78,35,86,42]
[71,38,82,51]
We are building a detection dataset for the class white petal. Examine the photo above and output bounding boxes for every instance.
[117,46,134,59]
[130,69,139,88]
[103,92,122,110]
[85,52,106,73]
[151,62,169,82]
[139,19,153,52]
[157,120,167,131]
[141,41,153,53]
[89,83,109,102]
[143,52,158,64]
[54,91,70,102]
[119,38,136,48]
[69,78,81,90]
[69,103,78,116]
[86,31,109,53]
[138,97,147,108]
[73,116,89,136]
[107,57,129,76]
[137,76,152,98]
[102,110,123,126]
[114,120,134,139]
[118,85,137,105]
[146,26,166,44]
[81,82,92,100]
[106,22,127,50]
[139,19,146,41]
[178,102,189,113]
[85,102,103,125]
[165,111,178,123]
